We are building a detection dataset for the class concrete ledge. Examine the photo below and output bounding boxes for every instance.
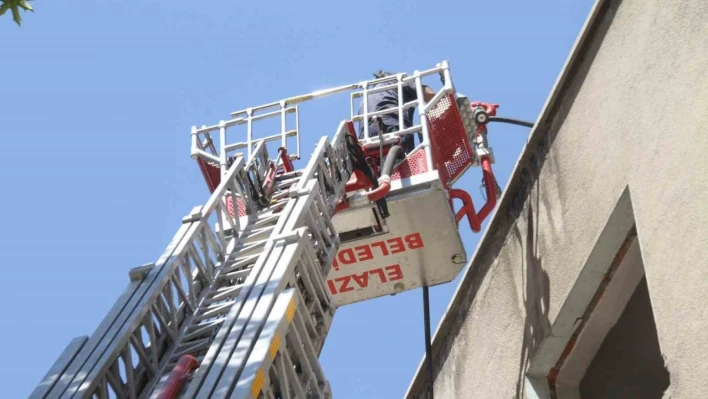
[404,0,613,397]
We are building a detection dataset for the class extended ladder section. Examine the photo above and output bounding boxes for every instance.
[30,122,353,398]
[31,60,508,399]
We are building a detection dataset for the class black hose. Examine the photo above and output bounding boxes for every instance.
[423,286,434,399]
[380,145,405,177]
[488,116,534,128]
[345,133,391,217]
[346,134,378,190]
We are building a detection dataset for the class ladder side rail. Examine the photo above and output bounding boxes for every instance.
[182,233,295,398]
[203,183,336,398]
[293,200,336,352]
[29,337,88,399]
[250,140,272,191]
[142,153,275,397]
[51,158,254,398]
[230,287,299,399]
[232,258,331,399]
[185,180,328,396]
[291,122,352,206]
[226,134,352,397]
[186,130,351,397]
[35,216,198,399]
[179,195,308,398]
[290,137,330,196]
[327,121,355,205]
[207,228,311,398]
[69,235,211,398]
[145,164,302,398]
[229,182,343,398]
[261,183,341,396]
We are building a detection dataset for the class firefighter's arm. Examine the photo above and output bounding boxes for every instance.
[405,81,436,103]
[422,85,436,102]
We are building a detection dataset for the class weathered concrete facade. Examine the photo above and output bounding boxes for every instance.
[406,0,708,398]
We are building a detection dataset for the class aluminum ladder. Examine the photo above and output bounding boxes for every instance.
[29,122,353,399]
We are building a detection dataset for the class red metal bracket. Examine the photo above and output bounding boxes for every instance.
[262,162,277,195]
[197,158,221,193]
[470,101,499,117]
[448,157,497,233]
[277,146,295,173]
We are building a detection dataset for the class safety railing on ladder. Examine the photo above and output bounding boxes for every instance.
[176,123,353,399]
[191,98,300,196]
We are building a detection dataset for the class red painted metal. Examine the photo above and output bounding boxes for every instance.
[157,355,199,399]
[197,158,221,193]
[345,169,374,192]
[477,157,498,222]
[390,148,428,180]
[427,93,476,188]
[362,138,401,159]
[334,200,350,214]
[262,162,277,195]
[448,157,497,233]
[470,101,499,117]
[334,178,390,216]
[277,147,295,173]
[366,181,391,202]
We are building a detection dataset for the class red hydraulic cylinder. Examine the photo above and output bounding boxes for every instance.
[449,156,497,233]
[157,355,199,399]
[477,156,498,222]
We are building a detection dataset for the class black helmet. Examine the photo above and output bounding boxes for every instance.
[373,70,394,79]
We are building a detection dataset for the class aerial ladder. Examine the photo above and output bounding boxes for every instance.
[29,61,531,399]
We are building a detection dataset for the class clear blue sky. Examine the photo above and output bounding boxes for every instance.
[1,1,595,397]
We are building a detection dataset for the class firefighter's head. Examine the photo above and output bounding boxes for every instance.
[373,70,394,79]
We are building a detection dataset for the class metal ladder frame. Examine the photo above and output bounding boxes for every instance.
[30,119,352,398]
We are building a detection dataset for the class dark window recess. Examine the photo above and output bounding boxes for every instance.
[579,276,671,399]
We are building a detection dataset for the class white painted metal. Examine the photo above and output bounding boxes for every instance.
[328,170,467,306]
[31,116,352,398]
[33,60,481,399]
[190,61,464,187]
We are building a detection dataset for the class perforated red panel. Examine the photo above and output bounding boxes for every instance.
[197,158,247,218]
[226,197,247,218]
[426,94,474,187]
[391,148,428,180]
[197,158,222,193]
[237,198,246,217]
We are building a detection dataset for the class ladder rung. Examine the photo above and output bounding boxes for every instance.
[185,320,223,340]
[194,300,236,322]
[205,285,243,304]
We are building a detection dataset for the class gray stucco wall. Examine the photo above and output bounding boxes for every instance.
[406,0,708,398]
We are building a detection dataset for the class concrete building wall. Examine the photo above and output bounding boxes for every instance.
[406,0,708,398]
